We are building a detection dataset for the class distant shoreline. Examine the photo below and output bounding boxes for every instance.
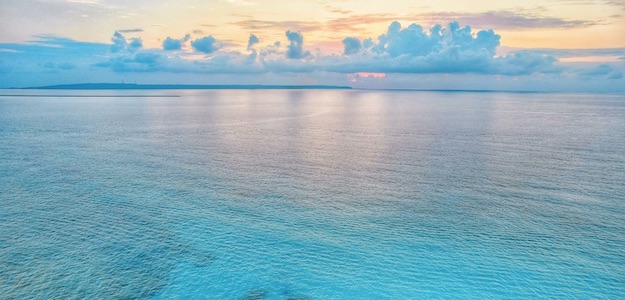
[0,95,180,98]
[15,83,353,90]
[3,83,622,95]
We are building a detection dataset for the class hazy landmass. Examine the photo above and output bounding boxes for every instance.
[14,83,551,93]
[23,83,352,90]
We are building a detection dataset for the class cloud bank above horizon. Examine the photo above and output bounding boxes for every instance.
[1,5,624,92]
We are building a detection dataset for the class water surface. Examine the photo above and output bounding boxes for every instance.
[1,90,624,299]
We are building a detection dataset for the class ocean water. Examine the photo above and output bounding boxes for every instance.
[1,89,624,299]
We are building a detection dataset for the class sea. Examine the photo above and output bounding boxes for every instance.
[1,89,624,299]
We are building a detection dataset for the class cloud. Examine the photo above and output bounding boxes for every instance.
[342,37,361,55]
[492,52,560,75]
[111,31,142,53]
[231,10,598,38]
[97,22,575,77]
[612,72,625,80]
[191,36,220,54]
[162,34,190,51]
[42,62,77,70]
[66,0,102,4]
[419,11,600,30]
[578,63,623,79]
[2,21,623,90]
[0,48,21,53]
[503,47,625,58]
[324,5,352,15]
[129,38,143,50]
[133,52,160,65]
[222,0,257,6]
[117,28,143,33]
[329,21,505,74]
[59,62,78,70]
[96,51,163,72]
[0,35,112,86]
[111,32,127,53]
[247,34,260,51]
[285,30,311,59]
[231,20,322,32]
[105,22,584,78]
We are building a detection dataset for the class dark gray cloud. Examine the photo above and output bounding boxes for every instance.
[117,28,144,33]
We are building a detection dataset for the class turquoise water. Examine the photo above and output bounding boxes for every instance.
[1,90,624,299]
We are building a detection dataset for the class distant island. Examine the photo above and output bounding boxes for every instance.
[7,83,567,94]
[24,83,352,90]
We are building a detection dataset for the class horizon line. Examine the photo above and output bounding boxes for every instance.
[2,83,624,95]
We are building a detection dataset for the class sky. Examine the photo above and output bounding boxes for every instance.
[1,0,624,91]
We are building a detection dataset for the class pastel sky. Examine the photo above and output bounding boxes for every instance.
[1,0,624,91]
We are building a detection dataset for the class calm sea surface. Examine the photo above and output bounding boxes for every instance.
[1,90,624,299]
